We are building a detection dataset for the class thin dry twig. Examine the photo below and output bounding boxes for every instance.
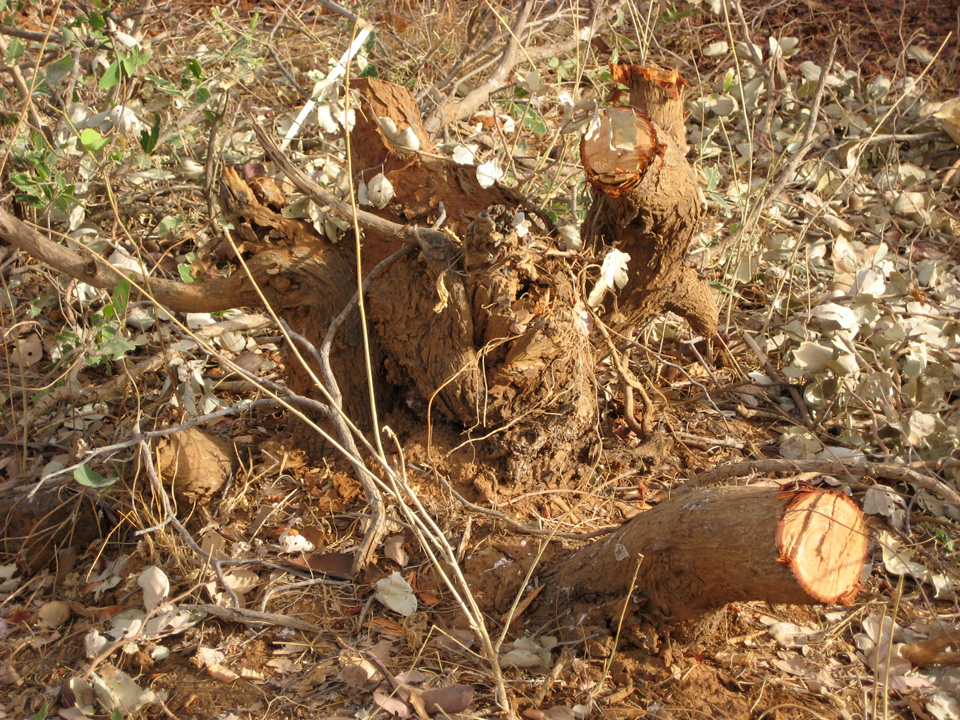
[179,603,319,632]
[686,457,960,511]
[424,466,616,541]
[735,28,840,241]
[423,0,534,133]
[741,331,814,428]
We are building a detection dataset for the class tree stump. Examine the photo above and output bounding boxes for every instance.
[218,164,380,455]
[581,66,718,336]
[0,71,870,620]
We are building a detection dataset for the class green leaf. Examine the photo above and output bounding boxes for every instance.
[139,113,161,154]
[157,215,182,236]
[100,336,137,361]
[147,74,178,94]
[177,263,197,283]
[99,61,120,89]
[112,279,131,317]
[88,11,106,29]
[120,52,136,78]
[74,465,117,489]
[184,58,203,80]
[521,108,547,134]
[30,702,49,720]
[358,63,378,78]
[45,56,75,87]
[4,37,23,64]
[80,128,109,152]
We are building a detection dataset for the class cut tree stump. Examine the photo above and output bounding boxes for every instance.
[537,483,867,624]
[0,68,870,620]
[581,66,718,336]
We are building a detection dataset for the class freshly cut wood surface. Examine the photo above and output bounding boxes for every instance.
[778,487,867,605]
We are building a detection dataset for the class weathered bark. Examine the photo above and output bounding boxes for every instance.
[583,66,718,336]
[0,205,256,313]
[218,166,379,452]
[538,483,866,624]
[348,77,545,270]
[348,78,598,477]
[0,68,872,622]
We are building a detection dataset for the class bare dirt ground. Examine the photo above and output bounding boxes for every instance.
[2,1,960,719]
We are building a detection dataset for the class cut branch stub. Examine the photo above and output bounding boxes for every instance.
[580,107,662,196]
[582,65,718,337]
[777,485,867,604]
[610,64,690,146]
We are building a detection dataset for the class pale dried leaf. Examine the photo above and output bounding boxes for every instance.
[92,665,157,713]
[137,566,169,612]
[421,685,474,715]
[501,648,548,668]
[10,334,42,367]
[476,160,503,189]
[373,685,411,718]
[928,691,960,720]
[38,600,72,629]
[374,572,418,617]
[384,535,408,567]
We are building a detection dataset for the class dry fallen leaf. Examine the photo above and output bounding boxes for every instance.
[933,97,960,145]
[9,333,42,367]
[420,684,474,715]
[285,551,354,579]
[37,600,72,629]
[375,572,418,617]
[384,534,408,567]
[137,566,169,612]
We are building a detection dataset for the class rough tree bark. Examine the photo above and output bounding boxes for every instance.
[536,483,866,626]
[581,66,718,336]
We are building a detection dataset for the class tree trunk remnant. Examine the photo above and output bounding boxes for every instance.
[342,77,598,480]
[0,68,870,621]
[538,483,867,624]
[581,66,718,336]
[217,166,378,452]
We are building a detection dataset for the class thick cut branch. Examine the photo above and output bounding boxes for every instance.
[540,484,866,624]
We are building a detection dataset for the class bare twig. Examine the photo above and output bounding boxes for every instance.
[735,28,840,241]
[279,319,389,576]
[741,331,814,428]
[0,33,52,148]
[0,207,251,312]
[423,466,616,541]
[180,603,319,632]
[423,0,534,134]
